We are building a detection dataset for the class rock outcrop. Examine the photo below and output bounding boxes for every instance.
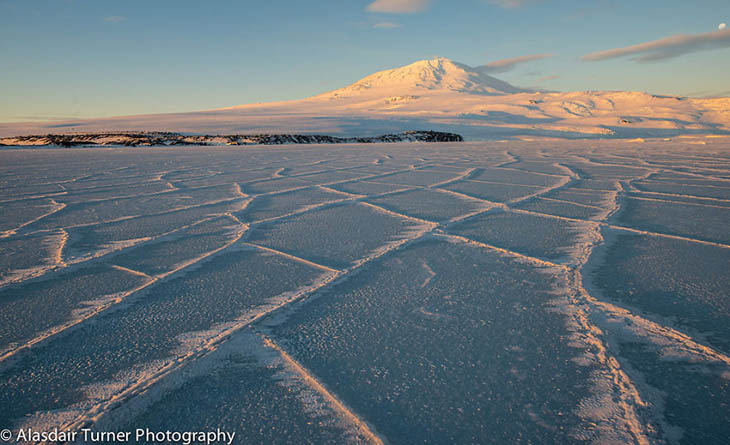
[0,131,463,148]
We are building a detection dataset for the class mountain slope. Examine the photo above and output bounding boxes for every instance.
[1,57,729,140]
[315,57,525,99]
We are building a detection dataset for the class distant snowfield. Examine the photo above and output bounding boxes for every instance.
[2,58,729,139]
[1,140,729,443]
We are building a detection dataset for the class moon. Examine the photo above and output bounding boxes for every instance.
[720,23,727,30]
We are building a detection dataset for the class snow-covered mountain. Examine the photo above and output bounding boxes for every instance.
[2,57,729,140]
[316,57,525,98]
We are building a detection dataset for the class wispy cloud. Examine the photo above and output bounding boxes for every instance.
[684,89,730,98]
[373,22,401,28]
[480,53,553,73]
[487,0,541,9]
[538,74,559,82]
[705,90,730,98]
[582,29,730,62]
[104,15,126,23]
[12,113,83,122]
[366,0,429,14]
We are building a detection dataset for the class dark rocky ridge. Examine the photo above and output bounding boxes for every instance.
[0,131,463,147]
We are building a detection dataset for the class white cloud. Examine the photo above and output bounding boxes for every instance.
[720,23,727,30]
[487,0,542,9]
[373,22,402,28]
[366,0,539,13]
[366,0,429,14]
[104,16,126,23]
[582,28,730,62]
[480,53,553,73]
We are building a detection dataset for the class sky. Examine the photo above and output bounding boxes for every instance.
[1,0,729,122]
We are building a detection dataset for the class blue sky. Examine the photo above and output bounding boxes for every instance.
[1,0,728,122]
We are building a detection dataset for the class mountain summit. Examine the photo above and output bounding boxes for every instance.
[319,57,524,99]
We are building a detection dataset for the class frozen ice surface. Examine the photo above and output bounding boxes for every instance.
[0,264,149,354]
[0,198,62,235]
[239,177,311,195]
[367,188,489,223]
[236,187,348,223]
[544,188,615,208]
[109,217,240,276]
[594,234,730,354]
[645,171,730,186]
[0,232,63,285]
[626,191,730,208]
[245,203,426,269]
[329,180,413,196]
[616,343,730,444]
[125,359,354,444]
[54,182,176,204]
[64,199,245,261]
[0,247,325,428]
[617,197,730,244]
[372,169,463,187]
[498,161,568,176]
[294,170,370,184]
[443,179,544,203]
[471,167,564,187]
[634,180,730,200]
[1,141,730,443]
[418,164,475,173]
[118,333,373,444]
[570,163,651,180]
[448,210,589,261]
[569,179,619,191]
[24,185,239,232]
[271,239,596,443]
[515,197,606,220]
